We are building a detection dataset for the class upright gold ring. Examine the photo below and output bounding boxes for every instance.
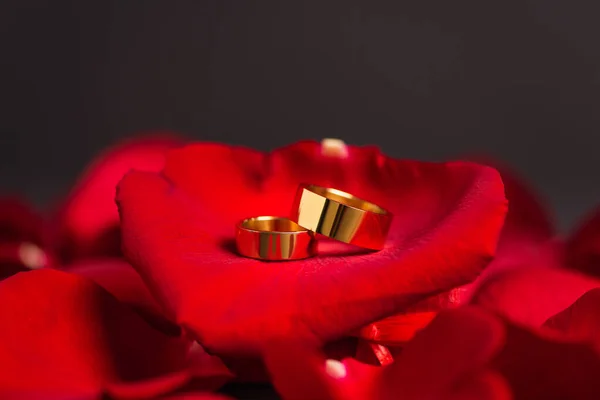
[236,216,315,260]
[291,184,392,250]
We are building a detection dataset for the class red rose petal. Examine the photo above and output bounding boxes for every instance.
[264,340,345,400]
[54,135,183,262]
[471,267,600,327]
[0,269,231,399]
[0,197,48,245]
[566,206,600,278]
[0,198,51,280]
[462,165,560,298]
[118,141,507,355]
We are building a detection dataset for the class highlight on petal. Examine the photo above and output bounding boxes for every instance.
[471,267,600,328]
[321,138,349,158]
[0,269,231,399]
[54,135,184,262]
[325,359,347,379]
[118,141,507,355]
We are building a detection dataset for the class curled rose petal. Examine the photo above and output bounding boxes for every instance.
[54,135,183,262]
[117,141,507,355]
[470,267,600,328]
[0,269,231,399]
[358,163,552,345]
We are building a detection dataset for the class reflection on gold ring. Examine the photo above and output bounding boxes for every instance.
[236,216,315,260]
[291,184,392,250]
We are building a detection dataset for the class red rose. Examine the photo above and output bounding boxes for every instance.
[116,140,508,355]
[7,136,600,399]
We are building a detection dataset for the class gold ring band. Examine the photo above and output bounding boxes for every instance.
[291,184,392,250]
[235,216,315,260]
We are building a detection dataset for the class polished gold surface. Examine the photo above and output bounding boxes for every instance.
[236,216,315,260]
[291,184,392,250]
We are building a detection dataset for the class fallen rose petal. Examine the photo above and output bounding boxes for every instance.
[0,269,231,399]
[471,267,600,327]
[54,135,183,262]
[0,198,52,280]
[0,197,48,245]
[565,206,600,278]
[117,141,507,355]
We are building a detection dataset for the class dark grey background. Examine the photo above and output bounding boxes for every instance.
[2,1,600,231]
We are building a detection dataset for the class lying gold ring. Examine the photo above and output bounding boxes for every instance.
[236,216,315,260]
[291,184,392,250]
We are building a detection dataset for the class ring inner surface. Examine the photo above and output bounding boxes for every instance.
[306,185,387,214]
[242,217,306,233]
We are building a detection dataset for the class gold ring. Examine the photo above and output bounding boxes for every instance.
[291,184,392,250]
[235,216,315,260]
